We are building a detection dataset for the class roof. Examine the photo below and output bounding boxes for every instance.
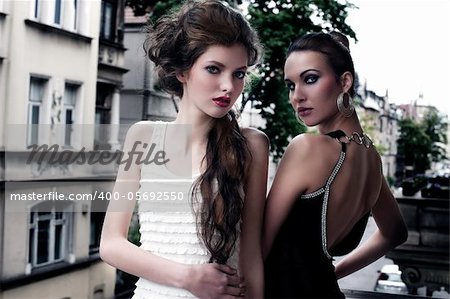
[362,96,381,112]
[125,7,148,24]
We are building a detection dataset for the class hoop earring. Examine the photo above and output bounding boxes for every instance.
[336,92,355,118]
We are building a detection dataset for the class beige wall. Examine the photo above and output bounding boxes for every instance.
[2,180,115,278]
[0,1,11,149]
[3,0,100,150]
[3,185,81,278]
[1,262,116,299]
[447,125,450,159]
[0,60,5,149]
[1,1,116,297]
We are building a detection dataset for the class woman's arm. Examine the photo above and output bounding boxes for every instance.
[100,123,187,285]
[100,123,242,298]
[334,178,408,279]
[239,128,269,299]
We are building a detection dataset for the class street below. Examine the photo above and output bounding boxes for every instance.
[337,216,394,292]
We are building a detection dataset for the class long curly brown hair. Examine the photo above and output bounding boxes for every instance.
[144,0,262,264]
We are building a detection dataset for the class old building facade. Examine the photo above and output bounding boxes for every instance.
[0,0,127,298]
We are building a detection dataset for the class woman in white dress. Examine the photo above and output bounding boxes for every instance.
[100,1,268,298]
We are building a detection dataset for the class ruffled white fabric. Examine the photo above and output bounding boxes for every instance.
[132,123,240,299]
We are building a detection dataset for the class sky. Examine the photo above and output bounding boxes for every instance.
[345,0,450,115]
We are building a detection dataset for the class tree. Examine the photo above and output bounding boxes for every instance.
[126,0,240,18]
[358,111,387,155]
[421,109,448,163]
[397,118,432,175]
[125,0,158,16]
[397,108,448,179]
[246,0,357,160]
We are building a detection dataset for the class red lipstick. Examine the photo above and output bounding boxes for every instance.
[213,96,231,108]
[297,107,313,117]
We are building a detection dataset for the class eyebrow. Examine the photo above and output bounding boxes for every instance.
[285,68,319,82]
[299,68,318,77]
[206,60,247,70]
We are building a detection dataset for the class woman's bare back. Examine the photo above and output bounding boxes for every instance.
[303,133,383,252]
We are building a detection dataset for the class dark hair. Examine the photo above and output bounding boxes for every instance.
[287,31,355,96]
[145,0,262,264]
[145,0,262,98]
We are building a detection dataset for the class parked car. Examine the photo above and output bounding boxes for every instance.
[402,174,428,196]
[421,174,450,199]
[374,264,408,295]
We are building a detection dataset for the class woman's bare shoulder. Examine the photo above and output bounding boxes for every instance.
[288,133,338,157]
[124,120,164,142]
[241,126,269,149]
[283,133,342,186]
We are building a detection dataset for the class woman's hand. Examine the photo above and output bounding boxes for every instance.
[183,263,245,299]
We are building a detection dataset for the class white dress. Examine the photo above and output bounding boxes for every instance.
[132,122,240,299]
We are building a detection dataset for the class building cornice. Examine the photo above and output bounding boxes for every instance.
[99,38,127,51]
[24,19,92,43]
[98,62,129,74]
[124,23,146,31]
[4,175,116,183]
[343,289,423,299]
[0,11,7,18]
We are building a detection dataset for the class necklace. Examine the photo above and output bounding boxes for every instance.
[345,132,373,148]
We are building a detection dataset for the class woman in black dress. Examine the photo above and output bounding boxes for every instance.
[263,32,408,298]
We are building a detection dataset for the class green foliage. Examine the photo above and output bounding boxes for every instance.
[150,0,184,23]
[397,109,448,176]
[397,118,432,174]
[386,175,395,187]
[421,109,448,162]
[125,0,185,20]
[125,0,158,16]
[246,0,357,161]
[126,0,239,20]
[358,112,387,155]
[128,217,141,246]
[251,73,305,161]
[359,111,377,135]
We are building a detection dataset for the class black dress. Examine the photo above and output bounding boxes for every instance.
[265,131,370,298]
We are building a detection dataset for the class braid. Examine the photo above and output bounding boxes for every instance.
[192,111,250,264]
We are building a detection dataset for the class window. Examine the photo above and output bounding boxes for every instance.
[28,77,47,145]
[31,0,79,30]
[95,82,113,148]
[63,83,79,146]
[54,0,62,24]
[73,0,78,30]
[63,0,79,31]
[28,203,73,267]
[100,0,116,41]
[90,212,105,254]
[34,0,40,19]
[90,196,107,254]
